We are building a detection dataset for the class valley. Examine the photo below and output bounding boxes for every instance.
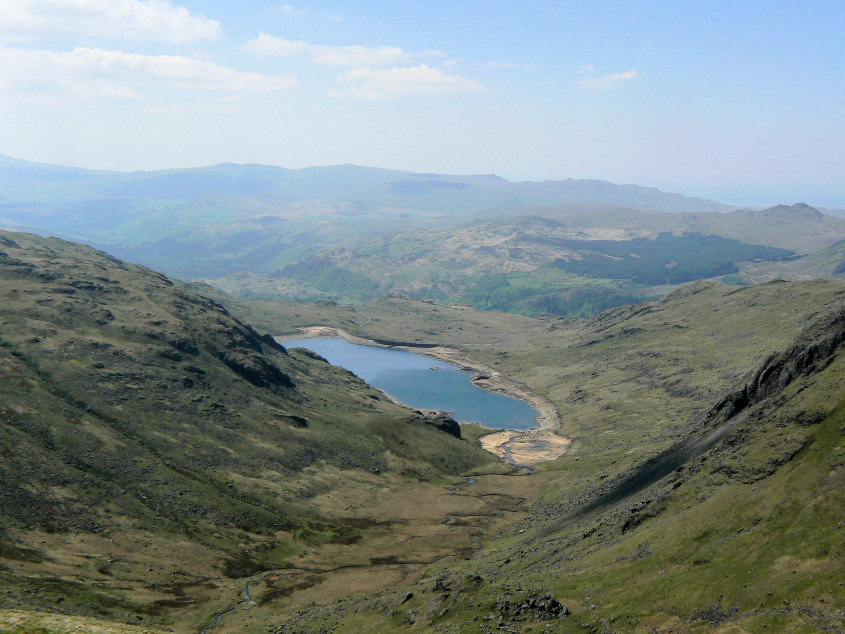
[1,161,843,633]
[0,231,537,632]
[199,277,845,631]
[3,1,844,630]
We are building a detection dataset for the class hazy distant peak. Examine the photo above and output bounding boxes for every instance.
[764,203,824,221]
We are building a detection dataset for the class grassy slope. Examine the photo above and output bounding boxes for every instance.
[0,231,499,631]
[313,338,843,633]
[210,280,845,632]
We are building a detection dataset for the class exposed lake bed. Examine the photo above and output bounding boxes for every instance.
[278,326,569,466]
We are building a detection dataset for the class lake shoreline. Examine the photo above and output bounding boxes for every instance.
[277,326,568,467]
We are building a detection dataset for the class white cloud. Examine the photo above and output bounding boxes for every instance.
[60,77,141,100]
[141,101,243,117]
[577,69,638,90]
[99,83,141,99]
[244,33,440,67]
[275,4,342,22]
[244,34,309,57]
[331,65,485,100]
[0,0,220,42]
[0,45,297,101]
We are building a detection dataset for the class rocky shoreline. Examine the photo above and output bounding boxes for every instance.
[277,326,570,466]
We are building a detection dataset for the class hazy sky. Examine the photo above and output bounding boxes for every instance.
[1,1,843,206]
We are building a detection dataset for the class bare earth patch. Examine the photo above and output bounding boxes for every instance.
[479,429,571,466]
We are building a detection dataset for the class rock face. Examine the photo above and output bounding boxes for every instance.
[425,414,462,438]
[543,299,845,529]
[715,305,845,418]
[218,350,294,389]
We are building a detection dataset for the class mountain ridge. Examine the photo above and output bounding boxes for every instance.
[0,153,731,212]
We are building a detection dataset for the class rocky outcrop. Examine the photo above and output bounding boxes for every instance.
[545,302,845,530]
[424,414,462,438]
[764,202,824,223]
[218,350,294,390]
[714,305,845,418]
[493,593,570,621]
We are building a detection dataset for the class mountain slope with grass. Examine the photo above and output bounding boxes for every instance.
[739,237,845,284]
[0,230,499,632]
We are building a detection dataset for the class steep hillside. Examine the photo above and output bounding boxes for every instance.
[218,281,845,632]
[0,231,500,631]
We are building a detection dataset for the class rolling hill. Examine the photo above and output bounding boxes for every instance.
[6,156,845,323]
[211,205,844,318]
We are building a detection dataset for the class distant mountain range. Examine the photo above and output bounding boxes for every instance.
[0,153,731,214]
[4,154,843,315]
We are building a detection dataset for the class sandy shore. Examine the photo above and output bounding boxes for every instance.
[278,326,570,467]
[479,430,571,467]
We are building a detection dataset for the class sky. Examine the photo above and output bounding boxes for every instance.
[0,0,843,207]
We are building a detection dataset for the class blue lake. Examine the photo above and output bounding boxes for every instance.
[283,337,539,430]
